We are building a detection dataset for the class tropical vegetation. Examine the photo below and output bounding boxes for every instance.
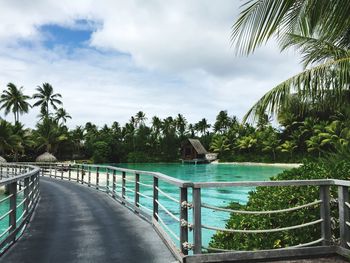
[209,0,350,251]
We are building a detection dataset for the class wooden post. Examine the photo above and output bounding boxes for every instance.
[88,166,91,187]
[153,177,159,221]
[180,187,188,255]
[68,164,71,181]
[193,187,202,254]
[135,173,140,208]
[106,168,110,194]
[338,185,350,248]
[61,163,64,180]
[96,167,100,190]
[320,185,331,245]
[54,164,57,178]
[122,171,126,204]
[112,169,116,199]
[8,182,17,242]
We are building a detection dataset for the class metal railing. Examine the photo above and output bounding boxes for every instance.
[22,162,350,262]
[0,163,40,254]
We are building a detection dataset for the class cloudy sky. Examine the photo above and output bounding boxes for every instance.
[0,0,301,128]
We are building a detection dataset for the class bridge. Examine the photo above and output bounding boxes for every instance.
[0,163,349,262]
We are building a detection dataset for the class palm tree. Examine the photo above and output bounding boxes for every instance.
[0,83,31,123]
[33,83,62,117]
[34,118,67,153]
[135,111,147,127]
[0,120,21,155]
[214,111,230,134]
[278,140,298,159]
[196,118,211,136]
[210,135,231,157]
[175,114,187,138]
[231,1,350,122]
[55,108,72,124]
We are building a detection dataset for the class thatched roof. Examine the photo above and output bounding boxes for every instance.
[187,139,208,154]
[36,152,57,162]
[0,156,7,163]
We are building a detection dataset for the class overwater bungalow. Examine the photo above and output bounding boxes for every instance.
[180,138,209,164]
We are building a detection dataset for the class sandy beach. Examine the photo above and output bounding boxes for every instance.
[210,160,301,168]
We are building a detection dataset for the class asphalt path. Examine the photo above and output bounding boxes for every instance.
[1,177,175,263]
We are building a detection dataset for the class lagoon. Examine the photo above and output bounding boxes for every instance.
[115,163,289,246]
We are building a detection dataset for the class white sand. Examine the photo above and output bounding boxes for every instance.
[210,160,301,168]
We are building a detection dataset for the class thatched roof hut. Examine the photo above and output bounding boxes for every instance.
[36,152,57,162]
[181,139,208,161]
[0,156,7,163]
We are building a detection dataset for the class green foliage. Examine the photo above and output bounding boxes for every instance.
[210,160,350,250]
[92,141,111,163]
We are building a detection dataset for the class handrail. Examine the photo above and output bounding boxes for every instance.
[0,163,40,255]
[202,200,322,215]
[18,162,350,263]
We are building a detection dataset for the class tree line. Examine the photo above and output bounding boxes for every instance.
[0,80,349,163]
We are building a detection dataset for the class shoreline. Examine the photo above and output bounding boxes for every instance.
[210,160,301,168]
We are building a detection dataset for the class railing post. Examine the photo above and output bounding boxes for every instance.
[77,164,80,182]
[122,171,126,204]
[96,167,100,190]
[338,185,350,248]
[24,177,30,216]
[88,166,91,187]
[320,185,331,245]
[8,182,17,242]
[112,169,116,199]
[153,177,158,220]
[81,165,84,184]
[193,187,202,254]
[29,175,35,210]
[180,186,188,255]
[135,173,140,208]
[68,164,71,181]
[106,168,110,194]
[61,163,64,180]
[54,163,57,178]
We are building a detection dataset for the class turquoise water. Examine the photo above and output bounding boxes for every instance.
[114,163,288,247]
[0,163,288,249]
[0,192,24,246]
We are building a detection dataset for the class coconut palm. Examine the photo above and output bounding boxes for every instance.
[195,118,211,136]
[210,135,231,157]
[278,140,298,159]
[135,111,147,127]
[231,1,350,122]
[55,108,72,124]
[33,83,62,117]
[34,118,67,153]
[175,114,187,138]
[0,83,31,123]
[214,111,230,134]
[0,120,21,155]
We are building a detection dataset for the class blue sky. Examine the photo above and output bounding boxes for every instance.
[0,1,301,128]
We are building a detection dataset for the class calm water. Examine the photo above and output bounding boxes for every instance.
[0,163,288,248]
[115,163,288,247]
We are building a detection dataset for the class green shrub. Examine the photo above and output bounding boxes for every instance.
[209,160,350,250]
[92,141,111,163]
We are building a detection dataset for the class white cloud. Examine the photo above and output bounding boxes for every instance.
[0,0,302,128]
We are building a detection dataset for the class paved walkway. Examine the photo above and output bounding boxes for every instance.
[1,177,175,263]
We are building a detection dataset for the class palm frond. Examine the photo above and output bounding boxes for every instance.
[243,56,350,122]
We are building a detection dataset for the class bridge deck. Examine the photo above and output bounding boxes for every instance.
[1,177,175,263]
